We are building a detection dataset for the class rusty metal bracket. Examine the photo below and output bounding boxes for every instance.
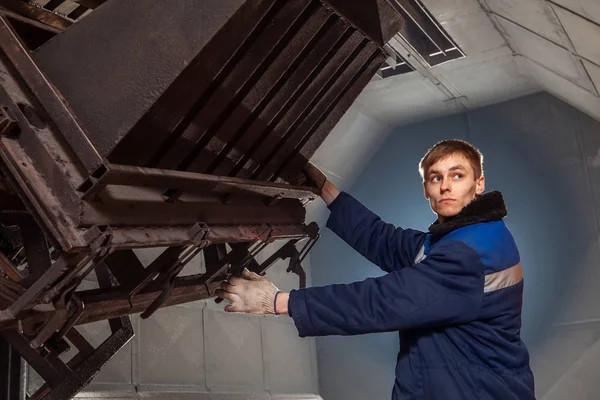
[251,223,319,288]
[141,240,210,319]
[29,277,79,349]
[83,225,114,256]
[187,222,210,247]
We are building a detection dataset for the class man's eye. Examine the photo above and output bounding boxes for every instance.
[453,173,463,179]
[431,176,441,182]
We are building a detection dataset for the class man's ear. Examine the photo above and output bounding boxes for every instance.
[476,176,485,195]
[423,182,429,200]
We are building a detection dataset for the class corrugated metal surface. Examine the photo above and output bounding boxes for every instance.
[33,0,398,183]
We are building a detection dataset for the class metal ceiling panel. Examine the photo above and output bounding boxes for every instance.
[421,0,506,55]
[553,4,600,66]
[431,45,513,74]
[527,60,600,121]
[497,17,594,91]
[418,0,483,23]
[485,0,569,46]
[551,0,600,27]
[358,76,459,126]
[583,60,600,94]
[439,55,539,109]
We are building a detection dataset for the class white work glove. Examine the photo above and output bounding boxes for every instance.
[215,268,280,315]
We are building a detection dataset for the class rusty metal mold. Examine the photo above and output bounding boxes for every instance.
[0,1,403,399]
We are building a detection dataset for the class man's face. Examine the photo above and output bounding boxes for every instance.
[423,153,485,223]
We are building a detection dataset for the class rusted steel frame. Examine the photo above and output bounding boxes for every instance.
[0,252,83,321]
[185,1,327,176]
[324,0,406,47]
[0,60,85,250]
[276,49,388,181]
[31,316,133,400]
[0,0,71,31]
[0,134,310,250]
[102,250,148,295]
[199,6,334,176]
[0,280,222,331]
[140,241,209,319]
[107,0,280,168]
[77,163,319,201]
[0,137,89,252]
[255,40,378,181]
[28,262,133,400]
[104,223,309,250]
[64,328,94,369]
[71,0,105,10]
[0,212,51,287]
[214,15,349,178]
[0,253,22,283]
[126,246,186,299]
[0,6,62,34]
[74,278,221,326]
[0,336,21,400]
[155,0,311,173]
[202,241,261,285]
[239,30,365,179]
[0,275,24,307]
[1,330,69,387]
[79,198,306,228]
[0,16,104,174]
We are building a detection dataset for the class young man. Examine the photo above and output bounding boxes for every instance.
[215,139,535,400]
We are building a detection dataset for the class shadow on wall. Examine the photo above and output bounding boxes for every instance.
[310,92,600,400]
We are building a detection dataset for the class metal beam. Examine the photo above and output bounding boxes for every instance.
[77,163,319,201]
[0,16,104,174]
[0,280,222,331]
[0,0,70,31]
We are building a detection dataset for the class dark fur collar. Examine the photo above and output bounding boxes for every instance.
[428,190,507,244]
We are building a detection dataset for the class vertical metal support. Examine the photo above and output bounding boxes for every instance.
[0,337,21,400]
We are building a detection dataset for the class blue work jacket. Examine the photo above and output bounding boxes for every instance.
[288,191,535,400]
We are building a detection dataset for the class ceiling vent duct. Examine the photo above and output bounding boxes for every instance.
[376,44,414,78]
[387,0,464,67]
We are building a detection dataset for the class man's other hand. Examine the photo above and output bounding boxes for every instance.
[215,269,281,315]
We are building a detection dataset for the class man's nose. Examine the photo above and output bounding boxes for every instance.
[440,178,451,192]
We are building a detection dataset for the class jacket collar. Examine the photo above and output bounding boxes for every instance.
[428,190,507,244]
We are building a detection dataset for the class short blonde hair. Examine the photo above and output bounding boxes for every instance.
[419,139,483,181]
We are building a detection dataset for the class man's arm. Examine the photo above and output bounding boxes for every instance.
[216,240,484,337]
[287,240,483,336]
[304,163,426,272]
[320,179,340,206]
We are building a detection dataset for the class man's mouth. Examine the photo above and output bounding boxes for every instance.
[439,199,456,204]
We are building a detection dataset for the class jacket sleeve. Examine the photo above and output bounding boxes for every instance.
[326,192,427,272]
[288,240,484,337]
